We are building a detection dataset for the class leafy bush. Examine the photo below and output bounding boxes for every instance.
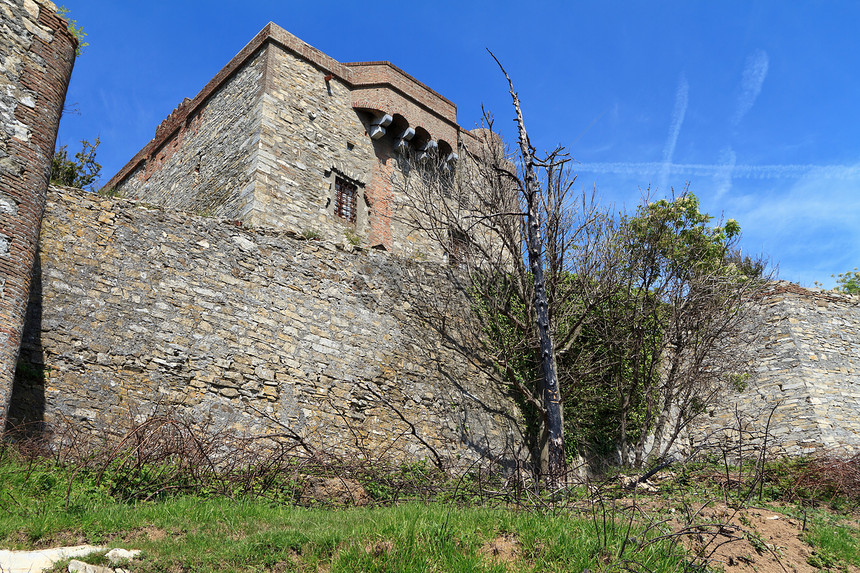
[834,268,860,294]
[51,138,101,191]
[57,6,88,55]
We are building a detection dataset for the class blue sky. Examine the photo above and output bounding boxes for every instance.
[54,1,860,288]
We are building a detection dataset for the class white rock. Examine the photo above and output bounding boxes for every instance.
[68,559,116,573]
[105,548,141,562]
[232,234,257,252]
[0,545,106,573]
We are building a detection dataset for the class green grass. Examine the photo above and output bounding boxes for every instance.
[805,516,860,570]
[4,446,860,572]
[0,454,694,572]
[3,495,692,572]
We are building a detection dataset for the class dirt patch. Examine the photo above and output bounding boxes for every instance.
[675,504,860,573]
[302,476,370,506]
[271,548,302,572]
[365,539,394,557]
[481,534,520,568]
[29,529,88,549]
[127,526,168,542]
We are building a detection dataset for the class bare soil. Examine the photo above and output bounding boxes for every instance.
[684,503,860,573]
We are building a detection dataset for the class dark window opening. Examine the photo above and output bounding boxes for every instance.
[335,177,357,223]
[448,227,472,266]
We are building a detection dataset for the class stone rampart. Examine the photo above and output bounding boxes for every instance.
[118,48,264,218]
[0,0,76,427]
[690,282,860,456]
[8,186,525,466]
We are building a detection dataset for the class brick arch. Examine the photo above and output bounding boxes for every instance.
[389,114,410,137]
[351,89,458,145]
[411,126,432,149]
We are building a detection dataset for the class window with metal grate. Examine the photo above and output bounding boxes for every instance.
[334,177,357,223]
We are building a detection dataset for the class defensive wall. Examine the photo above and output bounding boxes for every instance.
[12,184,860,461]
[8,185,525,466]
[3,15,860,464]
[690,282,860,456]
[0,0,75,427]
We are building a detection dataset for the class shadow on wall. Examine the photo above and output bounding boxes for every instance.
[397,264,527,469]
[6,255,46,435]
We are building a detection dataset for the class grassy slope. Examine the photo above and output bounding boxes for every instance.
[2,453,859,572]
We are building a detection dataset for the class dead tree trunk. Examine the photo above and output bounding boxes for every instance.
[492,54,565,483]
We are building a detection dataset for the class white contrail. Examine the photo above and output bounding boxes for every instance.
[574,161,860,180]
[660,75,689,189]
[713,147,737,198]
[733,50,769,127]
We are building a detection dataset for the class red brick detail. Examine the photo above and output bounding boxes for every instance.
[0,3,77,426]
[344,61,456,122]
[138,110,203,183]
[367,158,394,251]
[351,87,458,147]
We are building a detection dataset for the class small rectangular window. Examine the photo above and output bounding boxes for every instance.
[448,227,471,266]
[335,177,357,223]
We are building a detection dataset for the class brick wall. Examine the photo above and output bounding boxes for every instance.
[0,0,75,428]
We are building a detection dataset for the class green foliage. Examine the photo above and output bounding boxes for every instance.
[601,191,762,465]
[833,267,860,294]
[623,193,743,280]
[344,229,361,246]
[806,521,860,569]
[97,187,121,198]
[357,460,441,502]
[474,191,764,465]
[15,360,49,384]
[57,6,88,55]
[560,291,657,459]
[51,138,101,191]
[729,372,751,393]
[471,277,543,459]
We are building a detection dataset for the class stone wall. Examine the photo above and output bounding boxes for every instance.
[253,42,446,260]
[107,23,460,262]
[0,0,75,427]
[250,42,377,241]
[8,186,525,466]
[112,48,265,219]
[690,282,860,456]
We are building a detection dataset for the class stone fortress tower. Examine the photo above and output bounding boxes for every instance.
[0,0,76,428]
[2,16,859,464]
[105,23,477,261]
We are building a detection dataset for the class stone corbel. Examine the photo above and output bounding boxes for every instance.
[418,139,437,161]
[368,113,393,140]
[394,127,416,153]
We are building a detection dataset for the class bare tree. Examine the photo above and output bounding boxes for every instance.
[394,58,619,482]
[394,60,771,476]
